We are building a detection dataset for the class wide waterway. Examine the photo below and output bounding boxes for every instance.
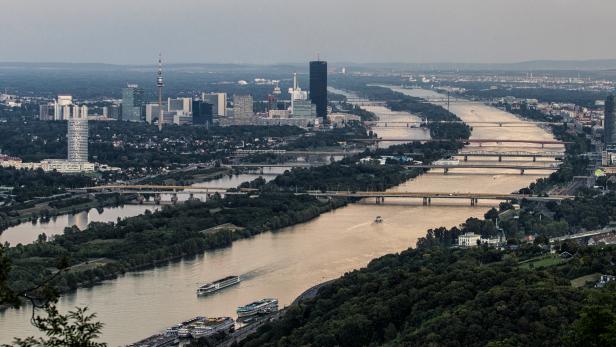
[0,88,562,346]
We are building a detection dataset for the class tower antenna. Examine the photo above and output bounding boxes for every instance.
[157,53,164,131]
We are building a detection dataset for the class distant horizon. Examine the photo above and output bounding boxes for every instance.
[3,58,616,67]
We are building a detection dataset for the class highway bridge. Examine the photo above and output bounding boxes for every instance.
[365,120,559,128]
[454,151,565,162]
[306,191,573,206]
[226,163,317,169]
[403,163,559,174]
[352,138,570,148]
[233,149,362,157]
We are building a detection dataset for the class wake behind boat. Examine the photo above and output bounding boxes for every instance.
[197,275,240,296]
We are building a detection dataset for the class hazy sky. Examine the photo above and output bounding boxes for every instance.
[1,0,615,64]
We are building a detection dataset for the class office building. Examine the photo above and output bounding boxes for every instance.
[173,113,193,126]
[168,97,192,114]
[233,95,254,119]
[145,103,163,124]
[606,94,616,151]
[122,84,145,122]
[102,104,120,120]
[67,106,89,163]
[192,100,214,126]
[292,99,317,118]
[202,93,227,117]
[309,60,328,118]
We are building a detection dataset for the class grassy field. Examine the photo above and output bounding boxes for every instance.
[519,254,563,269]
[570,273,601,288]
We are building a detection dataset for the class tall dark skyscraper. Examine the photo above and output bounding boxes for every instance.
[309,60,328,118]
[192,100,213,126]
[605,94,616,151]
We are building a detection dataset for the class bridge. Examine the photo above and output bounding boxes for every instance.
[344,97,387,107]
[365,120,559,128]
[352,138,570,148]
[549,228,616,244]
[454,151,565,162]
[306,191,573,206]
[74,184,254,205]
[403,163,559,174]
[233,149,362,157]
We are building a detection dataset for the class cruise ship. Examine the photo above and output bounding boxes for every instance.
[236,298,278,318]
[197,275,240,296]
[165,316,235,339]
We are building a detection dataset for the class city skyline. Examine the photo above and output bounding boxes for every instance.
[2,0,616,64]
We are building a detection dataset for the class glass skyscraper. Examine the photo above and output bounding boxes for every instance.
[122,84,145,122]
[309,60,328,118]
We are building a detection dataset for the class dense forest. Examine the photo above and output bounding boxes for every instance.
[0,167,94,202]
[241,245,616,347]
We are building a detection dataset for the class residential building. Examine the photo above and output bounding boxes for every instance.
[39,103,54,120]
[457,232,481,247]
[121,84,145,122]
[67,106,89,162]
[309,60,328,118]
[53,95,73,120]
[233,95,253,119]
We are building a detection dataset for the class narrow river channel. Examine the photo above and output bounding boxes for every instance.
[0,88,561,346]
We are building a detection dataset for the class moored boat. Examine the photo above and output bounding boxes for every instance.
[236,298,278,318]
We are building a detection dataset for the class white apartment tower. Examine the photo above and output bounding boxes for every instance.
[67,106,89,162]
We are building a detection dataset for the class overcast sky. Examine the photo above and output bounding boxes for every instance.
[1,0,614,64]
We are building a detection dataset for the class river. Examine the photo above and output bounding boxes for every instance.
[0,88,561,346]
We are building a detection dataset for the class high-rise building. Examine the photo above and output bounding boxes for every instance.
[167,97,192,114]
[309,60,328,118]
[39,103,54,120]
[606,94,616,151]
[292,99,317,118]
[192,100,213,126]
[233,95,254,119]
[146,103,163,124]
[202,93,227,117]
[53,95,73,120]
[121,84,145,122]
[67,106,88,163]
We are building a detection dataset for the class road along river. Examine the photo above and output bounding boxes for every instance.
[0,88,562,346]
